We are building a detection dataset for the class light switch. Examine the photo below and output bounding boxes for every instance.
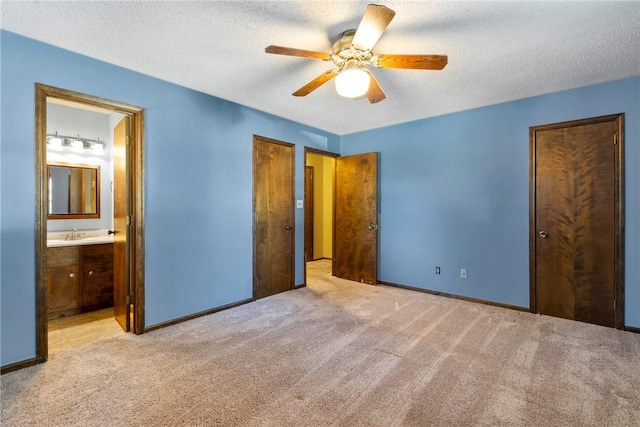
[296,200,303,208]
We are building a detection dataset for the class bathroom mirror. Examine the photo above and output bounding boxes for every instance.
[48,161,100,219]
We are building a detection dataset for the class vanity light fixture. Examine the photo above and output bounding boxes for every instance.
[46,132,107,155]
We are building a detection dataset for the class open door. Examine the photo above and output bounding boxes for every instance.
[334,152,378,285]
[113,117,130,332]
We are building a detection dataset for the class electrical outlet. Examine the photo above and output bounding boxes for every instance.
[460,268,467,279]
[435,266,441,275]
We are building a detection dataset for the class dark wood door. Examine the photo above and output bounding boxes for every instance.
[334,152,378,285]
[531,114,624,328]
[113,117,130,331]
[253,136,295,299]
[305,166,314,262]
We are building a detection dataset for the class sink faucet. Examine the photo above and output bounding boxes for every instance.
[65,228,82,240]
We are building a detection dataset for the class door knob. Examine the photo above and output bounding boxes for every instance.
[538,230,548,238]
[285,226,293,231]
[368,223,378,230]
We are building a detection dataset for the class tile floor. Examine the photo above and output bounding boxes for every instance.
[48,308,124,355]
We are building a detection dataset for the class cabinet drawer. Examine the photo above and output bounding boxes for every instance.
[81,243,113,263]
[47,246,80,267]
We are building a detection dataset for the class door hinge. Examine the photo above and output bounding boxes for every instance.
[126,295,132,306]
[126,215,132,226]
[126,135,131,146]
[613,133,618,145]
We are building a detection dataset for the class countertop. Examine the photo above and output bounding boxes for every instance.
[47,230,114,248]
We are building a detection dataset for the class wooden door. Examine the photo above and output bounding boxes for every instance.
[253,136,295,299]
[113,117,130,331]
[305,166,314,262]
[334,152,378,285]
[530,114,624,328]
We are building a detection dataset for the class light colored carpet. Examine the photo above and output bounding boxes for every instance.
[2,260,639,426]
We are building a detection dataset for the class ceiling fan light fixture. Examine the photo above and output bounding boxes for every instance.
[265,4,445,103]
[335,67,370,98]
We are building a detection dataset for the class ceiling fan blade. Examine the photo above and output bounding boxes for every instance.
[351,5,396,51]
[365,71,386,104]
[376,54,448,70]
[265,45,331,60]
[293,69,340,96]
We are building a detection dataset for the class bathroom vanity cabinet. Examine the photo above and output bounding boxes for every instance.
[46,243,114,318]
[46,247,81,318]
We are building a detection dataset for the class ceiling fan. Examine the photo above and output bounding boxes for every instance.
[265,4,448,104]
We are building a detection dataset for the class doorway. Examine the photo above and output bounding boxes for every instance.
[253,135,295,299]
[35,84,145,363]
[529,113,624,328]
[304,148,338,282]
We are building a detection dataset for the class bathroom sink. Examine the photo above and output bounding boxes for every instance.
[47,234,114,247]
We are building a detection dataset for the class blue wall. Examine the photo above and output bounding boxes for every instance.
[0,31,339,366]
[341,77,639,328]
[2,30,638,368]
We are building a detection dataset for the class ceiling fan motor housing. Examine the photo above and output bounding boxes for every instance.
[332,30,357,55]
[331,29,374,71]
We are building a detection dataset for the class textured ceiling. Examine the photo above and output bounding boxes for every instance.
[1,1,639,135]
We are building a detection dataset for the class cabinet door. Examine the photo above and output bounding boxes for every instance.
[82,261,114,309]
[47,265,80,316]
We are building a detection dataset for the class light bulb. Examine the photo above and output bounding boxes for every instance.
[71,139,84,153]
[47,136,63,150]
[93,143,104,155]
[335,68,370,98]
